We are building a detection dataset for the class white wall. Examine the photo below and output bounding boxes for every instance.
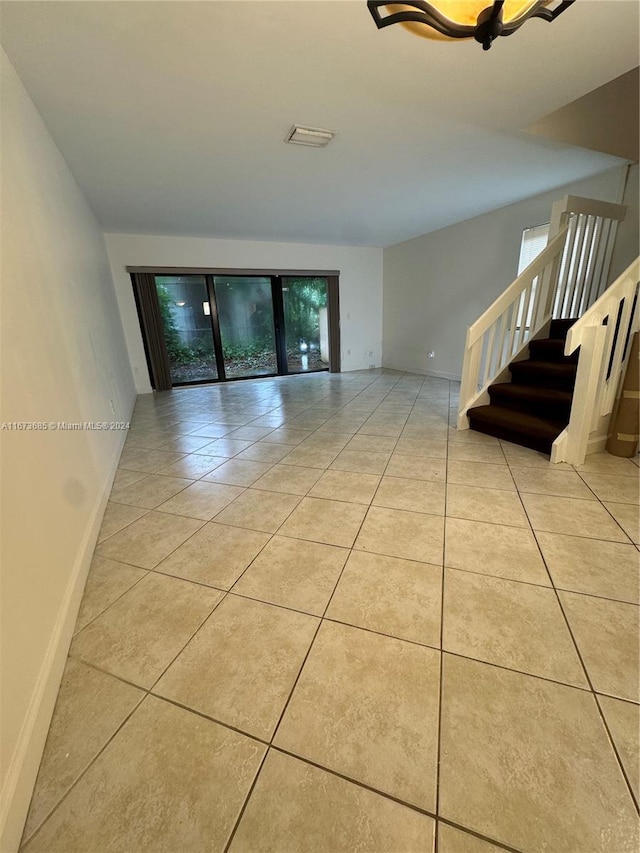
[0,51,136,851]
[105,234,383,393]
[382,165,637,380]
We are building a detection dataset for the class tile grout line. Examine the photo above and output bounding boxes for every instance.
[433,379,451,853]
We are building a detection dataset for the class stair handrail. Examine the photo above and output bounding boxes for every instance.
[551,256,640,464]
[467,225,569,347]
[458,224,570,428]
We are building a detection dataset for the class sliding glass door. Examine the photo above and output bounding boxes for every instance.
[132,271,338,389]
[282,277,329,373]
[212,276,278,379]
[154,276,219,384]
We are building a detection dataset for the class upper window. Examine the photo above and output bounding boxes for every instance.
[518,223,550,275]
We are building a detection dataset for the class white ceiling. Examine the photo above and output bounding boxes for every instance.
[1,1,637,247]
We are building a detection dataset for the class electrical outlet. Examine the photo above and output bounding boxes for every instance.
[428,351,435,359]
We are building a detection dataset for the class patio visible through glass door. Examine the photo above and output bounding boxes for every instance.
[212,276,278,379]
[154,276,219,384]
[282,277,329,373]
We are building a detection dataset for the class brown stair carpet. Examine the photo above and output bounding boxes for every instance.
[468,319,579,455]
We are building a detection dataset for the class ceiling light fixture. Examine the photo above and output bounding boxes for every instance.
[367,0,575,51]
[285,125,336,147]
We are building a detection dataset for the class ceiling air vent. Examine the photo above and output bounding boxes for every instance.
[285,125,335,148]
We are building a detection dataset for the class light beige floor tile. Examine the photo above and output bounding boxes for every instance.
[74,557,147,633]
[251,464,323,496]
[155,453,226,479]
[537,532,639,603]
[356,422,404,438]
[327,551,441,647]
[308,469,380,505]
[229,750,435,853]
[522,493,630,541]
[22,659,143,842]
[445,517,549,584]
[188,423,235,438]
[274,621,440,810]
[300,432,353,450]
[511,467,595,499]
[604,501,640,543]
[439,655,638,853]
[214,489,301,533]
[329,449,391,475]
[110,468,146,492]
[345,434,398,454]
[437,824,504,853]
[355,506,444,564]
[278,496,367,547]
[443,569,586,686]
[580,471,640,505]
[500,441,573,471]
[373,476,445,516]
[226,425,275,441]
[196,437,254,457]
[394,437,447,458]
[448,428,500,445]
[446,484,528,528]
[500,441,571,469]
[97,501,148,543]
[202,458,273,487]
[155,522,270,589]
[157,481,244,520]
[156,596,318,739]
[109,474,194,509]
[232,536,348,615]
[23,696,265,853]
[157,434,217,453]
[96,511,203,568]
[236,442,292,463]
[260,427,313,446]
[385,453,446,482]
[279,445,339,469]
[117,448,186,473]
[559,591,639,701]
[71,573,222,687]
[576,452,640,476]
[447,443,506,464]
[447,460,515,491]
[598,695,640,803]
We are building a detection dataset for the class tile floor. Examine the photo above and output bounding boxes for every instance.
[21,370,640,853]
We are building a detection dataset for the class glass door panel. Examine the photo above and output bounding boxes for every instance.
[213,276,278,379]
[281,277,329,373]
[154,276,219,384]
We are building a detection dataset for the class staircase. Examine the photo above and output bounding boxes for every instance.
[468,319,578,454]
[457,194,639,465]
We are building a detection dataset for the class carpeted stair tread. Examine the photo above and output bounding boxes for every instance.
[467,317,579,455]
[549,318,578,339]
[488,383,573,419]
[509,359,577,390]
[468,405,566,454]
[528,337,579,363]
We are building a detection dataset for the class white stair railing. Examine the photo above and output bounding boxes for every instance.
[551,256,640,465]
[458,194,627,431]
[549,195,627,319]
[457,225,569,430]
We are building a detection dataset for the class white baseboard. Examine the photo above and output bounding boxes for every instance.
[381,362,462,382]
[0,409,133,853]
